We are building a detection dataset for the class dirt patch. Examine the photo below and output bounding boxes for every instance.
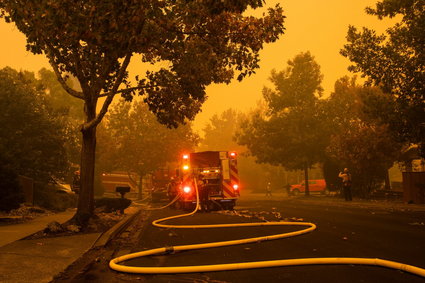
[0,205,54,224]
[24,212,126,240]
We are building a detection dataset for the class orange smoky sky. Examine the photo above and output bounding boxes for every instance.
[0,0,394,133]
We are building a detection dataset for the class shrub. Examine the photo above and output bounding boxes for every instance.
[0,158,24,212]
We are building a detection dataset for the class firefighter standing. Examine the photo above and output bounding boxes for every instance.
[197,174,209,212]
[339,168,352,201]
[285,183,291,196]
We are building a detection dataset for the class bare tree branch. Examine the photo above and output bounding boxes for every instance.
[98,85,153,97]
[93,54,116,95]
[82,53,132,131]
[71,50,90,97]
[45,46,84,99]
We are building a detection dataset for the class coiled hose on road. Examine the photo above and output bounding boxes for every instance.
[110,181,425,277]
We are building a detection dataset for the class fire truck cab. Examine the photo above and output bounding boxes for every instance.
[168,151,240,211]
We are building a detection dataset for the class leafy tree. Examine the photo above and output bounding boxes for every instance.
[341,0,425,155]
[38,68,84,121]
[38,68,83,174]
[327,122,400,197]
[323,76,394,139]
[0,1,285,224]
[237,52,326,195]
[0,67,69,182]
[200,108,271,192]
[97,99,199,193]
[323,77,403,196]
[199,108,245,151]
[0,153,23,212]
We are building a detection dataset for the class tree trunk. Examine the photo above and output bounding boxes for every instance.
[384,169,391,190]
[138,175,143,200]
[75,125,97,226]
[74,96,98,226]
[304,164,310,196]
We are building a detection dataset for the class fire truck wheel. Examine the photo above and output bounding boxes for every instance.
[207,202,215,212]
[227,203,235,210]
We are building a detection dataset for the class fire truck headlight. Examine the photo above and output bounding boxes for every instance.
[183,186,191,193]
[233,184,239,190]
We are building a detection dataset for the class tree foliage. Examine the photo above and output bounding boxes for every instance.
[201,108,279,192]
[263,52,323,113]
[37,69,83,169]
[236,52,326,195]
[0,0,285,127]
[0,67,69,182]
[199,108,245,151]
[327,122,400,197]
[97,99,199,182]
[323,77,403,196]
[0,153,23,212]
[323,76,397,133]
[38,68,84,121]
[341,0,425,153]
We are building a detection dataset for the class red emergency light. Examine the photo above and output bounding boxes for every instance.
[230,152,237,158]
[233,184,239,190]
[182,154,189,160]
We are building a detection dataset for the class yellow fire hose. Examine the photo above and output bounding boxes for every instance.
[110,181,425,278]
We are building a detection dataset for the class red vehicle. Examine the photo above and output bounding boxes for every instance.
[168,151,240,210]
[290,179,327,195]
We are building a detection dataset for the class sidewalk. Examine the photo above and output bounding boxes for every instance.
[0,206,141,283]
[0,209,76,247]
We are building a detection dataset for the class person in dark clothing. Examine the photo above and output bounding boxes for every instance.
[197,174,209,211]
[339,168,352,201]
[285,183,291,196]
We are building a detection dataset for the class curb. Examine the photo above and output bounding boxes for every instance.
[92,206,142,248]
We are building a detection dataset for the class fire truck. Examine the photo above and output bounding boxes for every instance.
[168,151,240,211]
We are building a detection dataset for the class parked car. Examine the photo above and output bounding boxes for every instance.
[50,177,73,194]
[290,179,327,195]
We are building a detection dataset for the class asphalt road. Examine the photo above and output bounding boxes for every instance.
[60,193,425,283]
[121,193,425,283]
